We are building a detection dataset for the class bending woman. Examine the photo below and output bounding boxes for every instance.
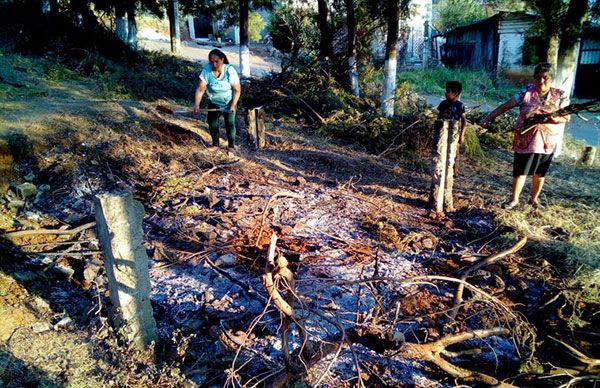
[480,63,569,209]
[193,49,241,149]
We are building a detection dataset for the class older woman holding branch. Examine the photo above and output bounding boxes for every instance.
[480,63,570,210]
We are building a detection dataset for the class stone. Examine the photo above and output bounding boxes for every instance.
[8,199,25,211]
[31,321,52,333]
[215,253,236,267]
[206,192,220,208]
[195,222,217,241]
[54,316,73,330]
[16,182,37,199]
[294,176,307,186]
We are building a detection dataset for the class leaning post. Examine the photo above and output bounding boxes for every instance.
[94,191,158,350]
[443,120,460,211]
[429,120,449,212]
[247,107,266,149]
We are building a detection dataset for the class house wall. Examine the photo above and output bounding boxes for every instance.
[497,14,534,70]
[575,36,600,98]
[442,20,496,70]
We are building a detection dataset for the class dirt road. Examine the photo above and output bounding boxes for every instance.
[138,38,281,77]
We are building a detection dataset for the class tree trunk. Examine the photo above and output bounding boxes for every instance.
[535,0,560,65]
[345,0,359,96]
[168,0,181,54]
[381,0,399,118]
[115,3,127,43]
[70,0,95,28]
[556,0,587,97]
[126,1,137,48]
[239,0,250,78]
[317,0,333,62]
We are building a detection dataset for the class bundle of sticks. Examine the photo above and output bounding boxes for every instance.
[520,98,600,134]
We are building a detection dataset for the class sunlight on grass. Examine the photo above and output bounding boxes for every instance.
[397,68,518,105]
[495,171,600,327]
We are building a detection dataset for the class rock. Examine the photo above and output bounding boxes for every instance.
[422,238,435,250]
[54,316,73,330]
[203,290,214,302]
[8,199,25,211]
[65,212,85,225]
[31,297,52,314]
[31,321,52,333]
[294,176,307,186]
[12,271,36,283]
[24,172,35,182]
[195,222,217,241]
[206,192,220,208]
[83,259,103,283]
[215,253,236,267]
[184,318,203,331]
[16,182,37,199]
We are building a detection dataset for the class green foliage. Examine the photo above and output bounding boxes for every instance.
[397,67,516,104]
[248,11,266,43]
[433,0,488,31]
[267,5,318,57]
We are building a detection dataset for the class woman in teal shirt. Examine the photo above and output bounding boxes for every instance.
[193,49,241,149]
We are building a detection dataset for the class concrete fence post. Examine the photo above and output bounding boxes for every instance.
[94,191,157,350]
[429,120,449,212]
[443,120,460,211]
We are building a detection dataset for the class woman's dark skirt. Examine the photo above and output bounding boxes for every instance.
[513,152,554,177]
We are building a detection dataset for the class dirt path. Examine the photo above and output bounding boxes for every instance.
[138,39,281,77]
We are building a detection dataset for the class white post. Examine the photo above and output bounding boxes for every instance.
[94,191,158,350]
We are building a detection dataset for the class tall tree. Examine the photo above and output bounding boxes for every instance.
[115,2,127,42]
[317,0,333,62]
[239,0,251,78]
[168,0,181,53]
[126,1,137,48]
[381,0,399,117]
[530,0,561,65]
[345,0,359,96]
[555,0,587,96]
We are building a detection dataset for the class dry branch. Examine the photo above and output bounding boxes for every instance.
[254,191,304,247]
[449,236,527,320]
[404,328,516,387]
[2,221,96,240]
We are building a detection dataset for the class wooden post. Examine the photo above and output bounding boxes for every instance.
[256,108,266,148]
[444,120,460,212]
[94,191,158,350]
[429,120,448,212]
[581,146,596,166]
[247,108,266,149]
[247,109,257,147]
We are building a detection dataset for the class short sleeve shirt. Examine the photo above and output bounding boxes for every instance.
[437,100,465,121]
[199,64,240,108]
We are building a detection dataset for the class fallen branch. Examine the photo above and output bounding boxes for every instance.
[449,236,527,320]
[276,85,326,125]
[2,221,96,240]
[254,191,304,247]
[404,328,516,387]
